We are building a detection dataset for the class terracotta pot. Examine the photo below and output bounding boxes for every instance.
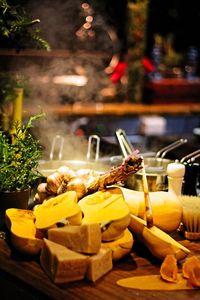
[0,188,30,227]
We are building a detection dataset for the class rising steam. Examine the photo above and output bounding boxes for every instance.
[6,0,122,160]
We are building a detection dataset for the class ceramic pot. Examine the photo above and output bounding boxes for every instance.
[0,188,30,227]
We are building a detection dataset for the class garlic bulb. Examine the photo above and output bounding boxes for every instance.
[66,177,87,200]
[57,179,68,195]
[57,166,76,181]
[37,182,48,194]
[46,172,62,194]
[34,192,50,205]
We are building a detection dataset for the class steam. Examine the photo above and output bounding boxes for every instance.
[8,0,122,160]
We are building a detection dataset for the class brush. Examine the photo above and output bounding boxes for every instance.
[179,195,200,240]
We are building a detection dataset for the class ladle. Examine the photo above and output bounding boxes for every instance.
[49,135,64,160]
[180,149,200,163]
[115,128,134,158]
[86,135,100,161]
[155,138,188,158]
[180,149,200,196]
[116,129,187,163]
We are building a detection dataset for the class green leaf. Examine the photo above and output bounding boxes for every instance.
[0,113,45,192]
[0,0,50,51]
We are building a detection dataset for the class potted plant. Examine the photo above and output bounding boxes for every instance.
[0,113,45,226]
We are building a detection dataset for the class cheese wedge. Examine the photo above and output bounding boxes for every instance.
[86,248,113,282]
[40,239,88,284]
[48,223,101,254]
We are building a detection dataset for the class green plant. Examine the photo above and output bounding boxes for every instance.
[0,113,45,192]
[0,0,50,51]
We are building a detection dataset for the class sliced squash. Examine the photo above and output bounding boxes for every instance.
[187,265,200,287]
[101,228,134,261]
[182,256,200,279]
[160,254,178,282]
[118,187,182,233]
[78,188,131,241]
[5,208,44,255]
[129,214,190,261]
[34,191,82,230]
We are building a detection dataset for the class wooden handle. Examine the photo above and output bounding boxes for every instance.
[142,159,154,228]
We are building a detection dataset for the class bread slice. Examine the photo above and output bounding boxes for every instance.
[40,238,88,284]
[48,223,101,254]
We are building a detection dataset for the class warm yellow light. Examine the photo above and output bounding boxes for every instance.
[83,22,91,29]
[53,75,88,86]
[82,3,90,10]
[86,15,93,23]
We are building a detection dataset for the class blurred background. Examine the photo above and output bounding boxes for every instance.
[0,0,200,160]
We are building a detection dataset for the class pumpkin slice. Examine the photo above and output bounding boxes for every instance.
[129,214,190,261]
[182,256,200,279]
[34,191,82,230]
[187,264,200,287]
[101,228,134,261]
[160,254,178,282]
[118,186,182,233]
[5,208,44,255]
[78,188,131,241]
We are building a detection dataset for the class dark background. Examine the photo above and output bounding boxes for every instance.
[9,0,200,53]
[146,0,200,55]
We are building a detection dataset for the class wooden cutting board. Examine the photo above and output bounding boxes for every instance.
[0,235,200,300]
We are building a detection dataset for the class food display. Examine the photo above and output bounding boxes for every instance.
[1,151,200,298]
[34,152,143,204]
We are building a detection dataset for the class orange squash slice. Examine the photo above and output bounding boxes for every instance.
[182,255,200,279]
[160,254,178,283]
[182,255,200,287]
[187,264,200,287]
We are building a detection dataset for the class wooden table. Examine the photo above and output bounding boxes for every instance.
[0,231,200,300]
